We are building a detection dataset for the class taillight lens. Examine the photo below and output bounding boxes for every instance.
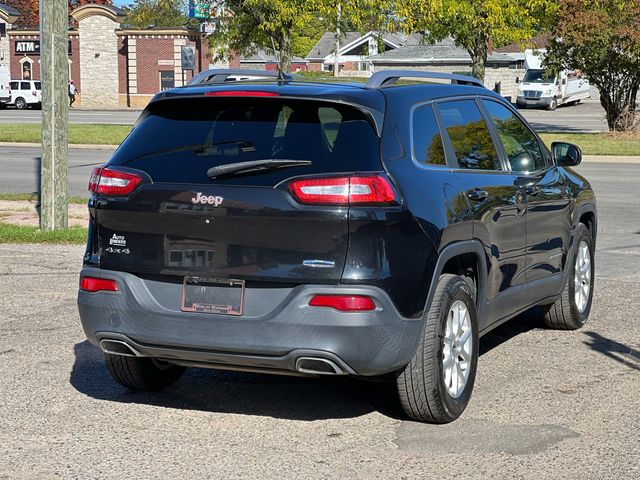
[288,175,396,205]
[309,295,376,312]
[80,276,119,292]
[88,167,142,195]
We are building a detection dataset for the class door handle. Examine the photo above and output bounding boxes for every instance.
[468,189,489,202]
[525,186,540,196]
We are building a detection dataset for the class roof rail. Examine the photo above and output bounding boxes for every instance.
[187,69,297,86]
[366,70,485,89]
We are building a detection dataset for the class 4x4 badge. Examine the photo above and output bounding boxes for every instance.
[191,192,223,207]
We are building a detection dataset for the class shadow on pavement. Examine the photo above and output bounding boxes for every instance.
[583,331,640,372]
[70,309,545,420]
[70,340,405,421]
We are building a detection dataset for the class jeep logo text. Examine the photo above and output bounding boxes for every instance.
[191,192,224,207]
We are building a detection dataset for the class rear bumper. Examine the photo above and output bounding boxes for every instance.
[77,267,423,376]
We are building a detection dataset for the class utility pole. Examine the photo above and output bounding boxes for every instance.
[334,3,341,77]
[39,0,69,230]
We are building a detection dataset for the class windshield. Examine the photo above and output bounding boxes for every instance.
[109,97,380,186]
[523,70,556,84]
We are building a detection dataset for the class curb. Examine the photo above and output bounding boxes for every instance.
[582,155,640,164]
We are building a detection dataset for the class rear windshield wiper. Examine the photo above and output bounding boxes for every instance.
[123,141,255,164]
[207,159,311,179]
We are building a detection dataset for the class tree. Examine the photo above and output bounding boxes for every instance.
[125,0,192,29]
[396,0,555,82]
[2,0,112,28]
[210,0,316,74]
[546,0,640,131]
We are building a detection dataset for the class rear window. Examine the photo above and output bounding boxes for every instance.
[109,97,380,186]
[34,82,41,90]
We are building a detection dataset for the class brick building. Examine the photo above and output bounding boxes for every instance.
[0,3,209,108]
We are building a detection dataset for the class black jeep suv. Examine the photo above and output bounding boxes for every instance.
[78,69,597,423]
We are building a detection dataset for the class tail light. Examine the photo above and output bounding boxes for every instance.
[309,295,376,312]
[80,276,118,292]
[288,175,396,205]
[88,167,142,195]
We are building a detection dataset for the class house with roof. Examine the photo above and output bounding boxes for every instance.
[229,47,308,72]
[0,3,20,67]
[305,31,422,74]
[369,37,524,101]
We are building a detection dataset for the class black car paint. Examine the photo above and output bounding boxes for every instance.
[81,79,597,375]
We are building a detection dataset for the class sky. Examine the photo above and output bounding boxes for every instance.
[113,0,132,7]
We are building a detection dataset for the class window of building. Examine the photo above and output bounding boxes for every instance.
[20,59,32,80]
[159,71,175,91]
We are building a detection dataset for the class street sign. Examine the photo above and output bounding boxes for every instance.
[189,0,215,19]
[181,45,195,71]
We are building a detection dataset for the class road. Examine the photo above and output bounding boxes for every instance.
[0,161,638,479]
[0,100,609,132]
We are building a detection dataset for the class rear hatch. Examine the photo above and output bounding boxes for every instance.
[92,94,383,284]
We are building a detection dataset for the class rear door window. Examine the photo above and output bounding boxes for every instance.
[482,100,547,173]
[20,82,30,90]
[412,104,446,166]
[436,99,501,171]
[34,81,41,90]
[109,97,380,186]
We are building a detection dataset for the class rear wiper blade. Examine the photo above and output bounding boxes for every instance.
[124,141,255,164]
[207,159,311,179]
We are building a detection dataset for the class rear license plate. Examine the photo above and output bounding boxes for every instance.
[181,277,245,315]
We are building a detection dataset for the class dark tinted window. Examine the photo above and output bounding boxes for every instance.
[20,82,29,90]
[437,100,501,171]
[9,81,18,90]
[412,105,446,166]
[482,100,547,173]
[34,81,41,90]
[109,98,380,186]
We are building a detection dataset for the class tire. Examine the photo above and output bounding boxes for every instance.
[14,97,27,110]
[105,353,185,391]
[542,223,594,330]
[547,98,558,111]
[396,274,479,423]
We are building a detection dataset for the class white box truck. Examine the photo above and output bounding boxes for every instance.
[0,65,10,107]
[516,49,591,110]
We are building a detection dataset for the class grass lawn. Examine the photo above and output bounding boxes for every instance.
[0,193,87,204]
[539,133,640,156]
[0,123,130,145]
[0,222,87,244]
[0,122,639,155]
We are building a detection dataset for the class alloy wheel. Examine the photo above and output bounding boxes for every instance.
[442,300,473,398]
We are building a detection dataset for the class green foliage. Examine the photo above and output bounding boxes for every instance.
[0,124,130,145]
[0,222,87,244]
[396,0,556,81]
[546,0,640,131]
[124,0,193,29]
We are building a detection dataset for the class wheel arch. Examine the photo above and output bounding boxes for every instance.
[422,240,488,324]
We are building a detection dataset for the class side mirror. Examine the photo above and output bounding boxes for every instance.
[552,142,582,167]
[515,77,520,84]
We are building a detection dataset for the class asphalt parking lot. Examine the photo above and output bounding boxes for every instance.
[0,161,638,479]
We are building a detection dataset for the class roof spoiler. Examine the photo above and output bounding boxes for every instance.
[187,69,298,86]
[366,70,485,89]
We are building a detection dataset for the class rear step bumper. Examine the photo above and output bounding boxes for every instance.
[78,267,423,376]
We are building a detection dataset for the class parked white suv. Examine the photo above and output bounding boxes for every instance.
[9,80,42,109]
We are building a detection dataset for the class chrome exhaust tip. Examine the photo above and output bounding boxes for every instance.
[295,357,346,375]
[99,339,142,358]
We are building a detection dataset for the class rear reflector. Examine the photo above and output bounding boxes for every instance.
[88,168,142,196]
[204,90,280,97]
[80,277,118,292]
[289,175,396,205]
[308,295,376,312]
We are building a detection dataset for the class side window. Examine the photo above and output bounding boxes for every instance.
[412,104,446,166]
[436,100,501,171]
[482,100,547,173]
[20,82,30,90]
[9,81,18,90]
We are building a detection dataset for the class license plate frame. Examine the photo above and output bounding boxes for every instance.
[181,276,245,315]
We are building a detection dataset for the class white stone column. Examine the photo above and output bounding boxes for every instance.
[174,37,186,87]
